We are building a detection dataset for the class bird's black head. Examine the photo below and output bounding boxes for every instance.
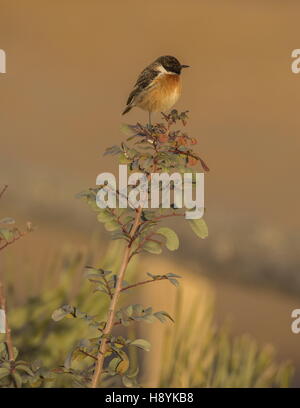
[156,55,190,75]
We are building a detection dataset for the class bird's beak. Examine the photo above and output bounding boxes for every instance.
[181,64,190,68]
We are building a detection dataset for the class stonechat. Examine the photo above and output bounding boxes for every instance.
[122,55,189,123]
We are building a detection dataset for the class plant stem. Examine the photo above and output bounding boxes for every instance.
[0,229,27,252]
[121,276,167,292]
[90,206,143,388]
[0,185,8,200]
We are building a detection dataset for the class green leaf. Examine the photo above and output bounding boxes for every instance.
[122,375,139,388]
[142,314,156,323]
[104,146,122,156]
[154,312,167,323]
[156,227,179,251]
[64,349,74,369]
[126,366,139,379]
[31,360,43,371]
[166,273,182,278]
[16,365,34,376]
[97,211,114,223]
[116,359,130,375]
[75,190,92,199]
[0,367,9,380]
[130,339,151,352]
[133,304,143,314]
[154,311,174,323]
[168,278,180,287]
[11,371,22,388]
[120,124,135,136]
[108,357,121,375]
[143,241,162,255]
[187,218,208,239]
[122,375,135,388]
[13,347,19,359]
[0,228,13,241]
[126,305,133,317]
[146,272,159,279]
[85,266,111,277]
[147,272,164,280]
[104,220,120,232]
[115,350,130,375]
[119,154,131,164]
[87,198,100,211]
[51,305,75,321]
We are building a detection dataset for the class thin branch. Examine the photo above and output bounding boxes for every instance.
[90,206,143,388]
[0,230,27,252]
[140,212,185,228]
[0,185,8,200]
[121,276,167,292]
[152,212,185,222]
[167,149,210,171]
[78,349,97,361]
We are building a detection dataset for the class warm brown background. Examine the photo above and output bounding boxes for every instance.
[1,0,300,385]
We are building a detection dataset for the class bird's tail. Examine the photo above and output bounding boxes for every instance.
[122,105,132,115]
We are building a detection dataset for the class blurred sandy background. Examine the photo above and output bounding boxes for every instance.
[1,0,300,385]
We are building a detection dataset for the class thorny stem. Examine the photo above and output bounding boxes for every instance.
[91,154,160,387]
[0,282,15,361]
[90,206,143,388]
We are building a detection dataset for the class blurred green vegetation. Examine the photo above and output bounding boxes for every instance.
[1,241,137,386]
[159,291,293,388]
[0,241,293,388]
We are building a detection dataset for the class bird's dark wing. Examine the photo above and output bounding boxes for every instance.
[126,63,160,106]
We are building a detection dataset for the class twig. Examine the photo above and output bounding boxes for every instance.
[0,230,27,252]
[167,149,210,172]
[141,212,185,226]
[0,185,8,200]
[78,349,97,361]
[121,276,167,292]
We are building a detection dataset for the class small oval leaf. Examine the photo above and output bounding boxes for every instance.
[156,227,179,251]
[187,218,208,239]
[130,339,151,352]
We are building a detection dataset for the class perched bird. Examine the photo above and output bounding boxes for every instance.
[122,55,189,124]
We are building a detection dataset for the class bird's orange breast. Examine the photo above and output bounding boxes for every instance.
[137,74,181,113]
